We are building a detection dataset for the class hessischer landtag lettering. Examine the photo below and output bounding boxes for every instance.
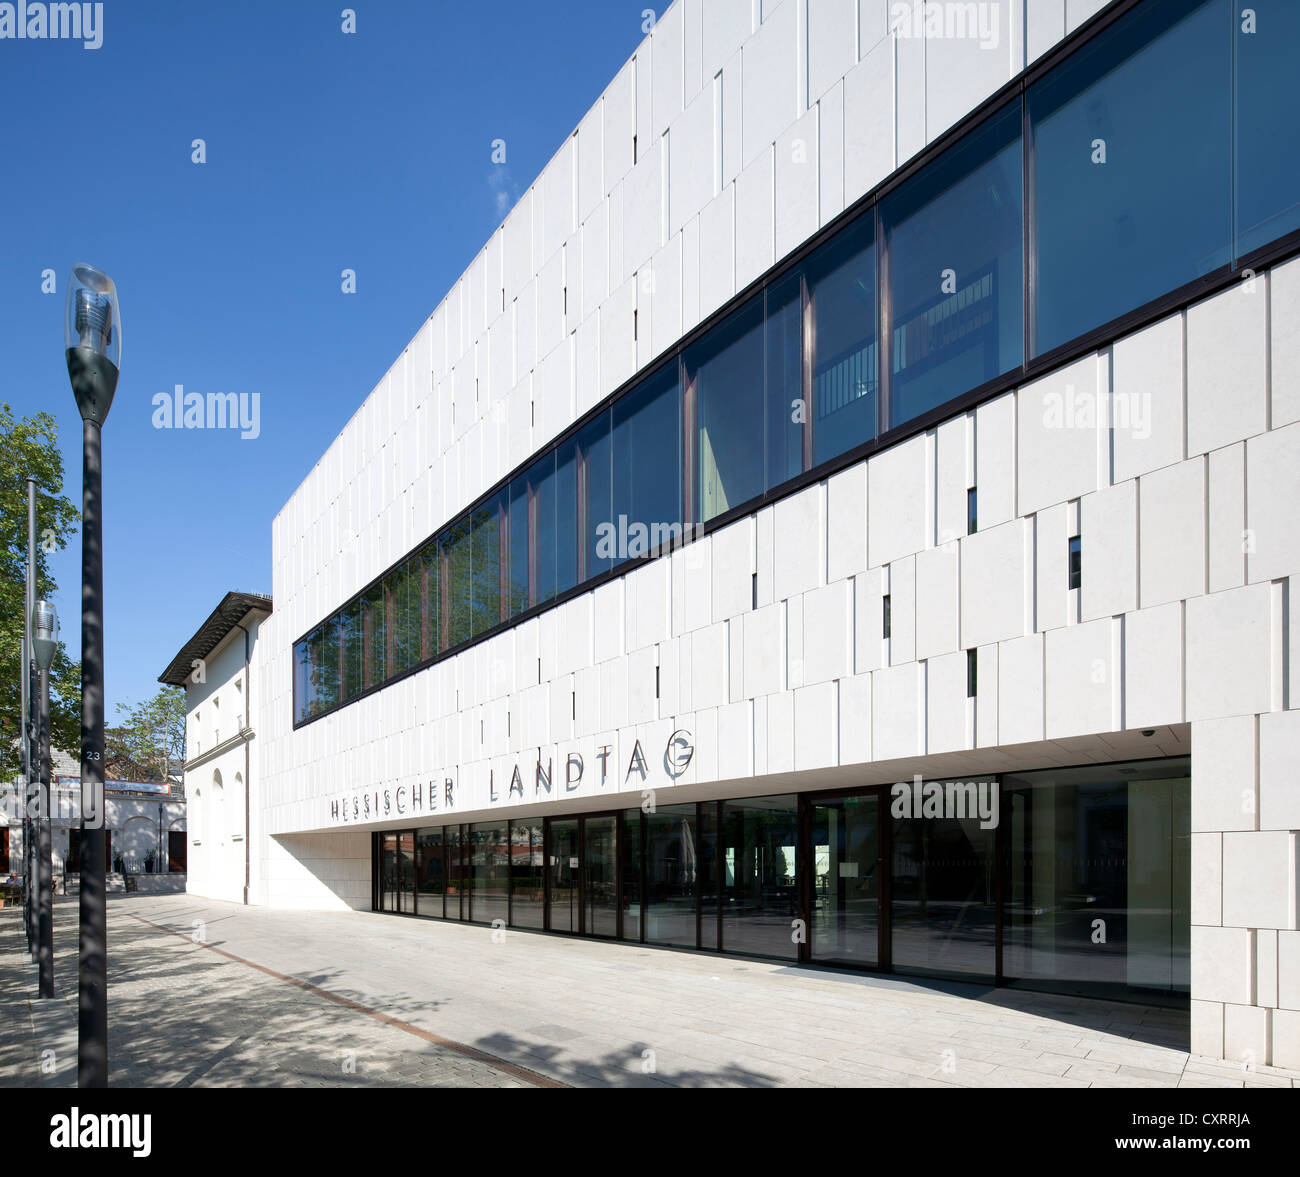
[328,729,694,826]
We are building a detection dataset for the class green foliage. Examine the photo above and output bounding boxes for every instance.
[106,686,186,780]
[0,404,81,780]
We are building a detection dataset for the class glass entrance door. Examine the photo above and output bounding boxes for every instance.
[398,831,416,913]
[380,833,398,911]
[810,792,883,968]
[547,818,580,933]
[583,815,618,938]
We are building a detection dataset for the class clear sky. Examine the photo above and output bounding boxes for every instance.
[0,0,647,715]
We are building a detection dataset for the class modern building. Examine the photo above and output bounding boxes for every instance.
[159,591,271,905]
[195,0,1299,1070]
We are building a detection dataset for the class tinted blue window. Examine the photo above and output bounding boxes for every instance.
[507,474,530,617]
[555,436,579,595]
[808,213,877,467]
[612,364,681,559]
[1030,0,1230,356]
[687,297,764,524]
[293,636,311,723]
[529,452,559,606]
[315,615,340,711]
[1235,1,1300,256]
[576,411,611,579]
[362,588,386,688]
[469,492,504,638]
[884,103,1023,427]
[341,598,363,699]
[444,518,472,648]
[765,271,804,488]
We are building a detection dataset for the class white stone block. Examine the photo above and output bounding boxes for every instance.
[926,651,969,754]
[669,87,715,238]
[1112,314,1185,484]
[924,0,1016,142]
[1123,602,1183,730]
[818,79,846,226]
[652,3,685,136]
[699,186,735,319]
[997,632,1043,745]
[1190,925,1254,1006]
[1079,480,1137,621]
[1223,832,1296,929]
[1190,999,1224,1058]
[767,689,795,774]
[838,672,872,765]
[873,662,922,761]
[741,0,797,167]
[1044,618,1112,739]
[1192,714,1257,835]
[735,149,775,290]
[1187,282,1268,457]
[843,36,893,202]
[808,0,856,103]
[915,543,959,660]
[1191,833,1222,926]
[961,519,1026,649]
[827,461,869,583]
[773,485,824,601]
[1246,423,1300,583]
[1260,710,1300,832]
[1207,442,1246,592]
[1272,256,1300,429]
[776,108,819,260]
[1223,1003,1271,1068]
[1139,460,1205,608]
[742,604,782,699]
[1185,585,1271,723]
[1017,355,1103,516]
[974,391,1015,531]
[803,580,851,685]
[868,432,928,567]
[795,681,837,770]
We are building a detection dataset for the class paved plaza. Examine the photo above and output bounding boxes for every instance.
[1,894,1296,1089]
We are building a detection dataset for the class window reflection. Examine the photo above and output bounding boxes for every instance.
[884,103,1022,426]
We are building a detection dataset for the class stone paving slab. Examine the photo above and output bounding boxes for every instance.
[2,894,1295,1089]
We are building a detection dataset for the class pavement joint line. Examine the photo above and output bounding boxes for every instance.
[126,912,569,1089]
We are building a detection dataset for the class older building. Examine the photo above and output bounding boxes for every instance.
[159,591,271,905]
[189,0,1299,1070]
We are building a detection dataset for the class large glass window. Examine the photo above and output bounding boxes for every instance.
[621,809,643,941]
[362,587,386,689]
[576,412,611,581]
[890,778,998,980]
[292,636,311,724]
[388,558,420,676]
[420,541,441,660]
[469,493,504,639]
[555,435,580,596]
[470,821,508,926]
[509,821,546,929]
[644,804,701,948]
[340,598,362,701]
[584,815,619,938]
[686,297,764,524]
[884,103,1023,427]
[547,818,580,933]
[808,214,877,467]
[611,364,682,558]
[507,473,530,618]
[444,517,472,649]
[810,793,881,968]
[1030,0,1231,356]
[1003,760,1190,997]
[765,272,805,489]
[722,796,799,960]
[314,616,340,712]
[1235,1,1300,256]
[416,827,445,918]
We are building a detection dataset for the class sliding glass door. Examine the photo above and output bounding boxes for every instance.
[810,792,883,969]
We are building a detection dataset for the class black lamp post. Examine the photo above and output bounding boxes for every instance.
[32,600,58,999]
[65,263,120,1088]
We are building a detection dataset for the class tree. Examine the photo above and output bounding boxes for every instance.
[106,687,186,782]
[0,404,81,781]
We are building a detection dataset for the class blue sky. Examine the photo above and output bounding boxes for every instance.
[0,0,646,714]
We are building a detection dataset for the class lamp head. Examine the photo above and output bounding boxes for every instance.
[65,264,121,424]
[33,600,59,673]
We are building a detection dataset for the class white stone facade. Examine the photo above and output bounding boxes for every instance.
[240,0,1300,1069]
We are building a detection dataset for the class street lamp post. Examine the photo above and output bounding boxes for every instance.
[65,264,120,1088]
[24,476,37,960]
[32,602,58,998]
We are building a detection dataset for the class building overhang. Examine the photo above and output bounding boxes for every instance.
[158,591,272,687]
